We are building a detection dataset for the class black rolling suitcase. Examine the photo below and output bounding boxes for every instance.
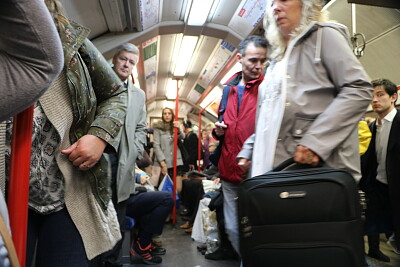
[238,158,364,267]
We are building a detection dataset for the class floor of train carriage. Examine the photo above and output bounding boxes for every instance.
[119,218,400,267]
[120,213,240,267]
[364,234,400,267]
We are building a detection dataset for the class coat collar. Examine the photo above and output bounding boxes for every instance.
[60,20,90,67]
[224,71,264,89]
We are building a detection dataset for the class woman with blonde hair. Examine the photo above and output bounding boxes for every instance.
[239,0,372,181]
[152,108,185,193]
[6,0,127,266]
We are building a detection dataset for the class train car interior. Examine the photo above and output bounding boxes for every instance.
[3,0,400,266]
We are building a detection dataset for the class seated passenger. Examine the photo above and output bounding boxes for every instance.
[127,168,174,265]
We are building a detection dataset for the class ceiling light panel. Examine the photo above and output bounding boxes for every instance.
[173,36,199,77]
[186,0,214,26]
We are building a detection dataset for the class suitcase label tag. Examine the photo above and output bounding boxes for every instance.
[279,191,307,199]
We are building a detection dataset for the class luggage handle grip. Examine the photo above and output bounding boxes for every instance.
[272,157,324,172]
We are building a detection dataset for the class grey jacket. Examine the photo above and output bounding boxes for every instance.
[153,126,184,168]
[239,22,373,180]
[0,0,63,122]
[116,82,147,203]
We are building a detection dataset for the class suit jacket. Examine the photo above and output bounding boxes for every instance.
[116,81,147,203]
[360,109,400,247]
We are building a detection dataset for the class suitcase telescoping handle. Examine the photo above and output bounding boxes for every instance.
[272,157,324,172]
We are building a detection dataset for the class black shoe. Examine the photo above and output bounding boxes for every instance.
[197,244,207,252]
[103,262,122,267]
[179,209,188,216]
[150,243,166,255]
[368,250,390,262]
[130,241,163,265]
[205,247,236,261]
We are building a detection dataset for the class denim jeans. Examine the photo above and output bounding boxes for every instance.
[221,180,240,256]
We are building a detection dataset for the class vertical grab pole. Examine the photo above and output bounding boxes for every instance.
[172,79,180,225]
[8,105,34,267]
[197,112,203,172]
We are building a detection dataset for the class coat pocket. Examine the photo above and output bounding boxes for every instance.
[284,116,315,155]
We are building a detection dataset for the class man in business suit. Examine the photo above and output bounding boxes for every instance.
[360,78,400,263]
[102,43,147,266]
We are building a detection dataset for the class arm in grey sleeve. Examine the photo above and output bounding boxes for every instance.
[134,94,147,160]
[0,0,63,121]
[153,129,166,163]
[237,133,255,160]
[299,27,372,160]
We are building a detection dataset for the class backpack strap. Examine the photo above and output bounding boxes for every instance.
[218,85,231,123]
[0,215,20,267]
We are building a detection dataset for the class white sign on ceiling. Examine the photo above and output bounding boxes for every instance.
[143,37,158,100]
[198,41,236,88]
[139,0,160,31]
[228,0,266,36]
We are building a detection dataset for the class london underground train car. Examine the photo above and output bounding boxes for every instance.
[2,0,400,266]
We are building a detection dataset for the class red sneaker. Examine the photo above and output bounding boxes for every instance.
[130,241,162,265]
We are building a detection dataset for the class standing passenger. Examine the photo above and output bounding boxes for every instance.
[0,1,63,265]
[153,108,185,193]
[6,0,128,266]
[183,120,199,171]
[360,78,400,262]
[238,0,372,180]
[213,35,268,255]
[101,43,147,266]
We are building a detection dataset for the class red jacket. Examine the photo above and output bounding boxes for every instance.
[213,71,263,184]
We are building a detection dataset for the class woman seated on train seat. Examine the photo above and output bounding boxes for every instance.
[152,107,185,193]
[179,156,220,233]
[127,168,174,265]
[5,0,127,266]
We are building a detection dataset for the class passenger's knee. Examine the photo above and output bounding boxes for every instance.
[160,191,174,208]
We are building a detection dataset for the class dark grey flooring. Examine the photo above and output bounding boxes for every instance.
[119,219,400,267]
[364,235,400,267]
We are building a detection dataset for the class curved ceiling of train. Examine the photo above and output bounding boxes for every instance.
[60,0,400,124]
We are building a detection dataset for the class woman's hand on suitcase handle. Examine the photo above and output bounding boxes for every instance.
[294,145,320,166]
[238,158,251,179]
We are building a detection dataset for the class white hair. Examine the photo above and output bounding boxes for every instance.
[264,0,330,60]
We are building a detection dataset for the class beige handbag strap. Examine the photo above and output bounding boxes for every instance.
[0,216,20,267]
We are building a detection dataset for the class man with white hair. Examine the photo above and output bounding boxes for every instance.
[102,43,147,267]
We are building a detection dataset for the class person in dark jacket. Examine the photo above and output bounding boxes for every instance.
[212,35,268,255]
[360,78,400,263]
[183,120,199,171]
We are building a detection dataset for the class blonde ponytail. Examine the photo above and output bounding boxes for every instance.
[44,0,69,32]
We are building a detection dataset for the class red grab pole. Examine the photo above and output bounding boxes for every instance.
[197,112,203,172]
[8,105,34,267]
[171,79,180,225]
